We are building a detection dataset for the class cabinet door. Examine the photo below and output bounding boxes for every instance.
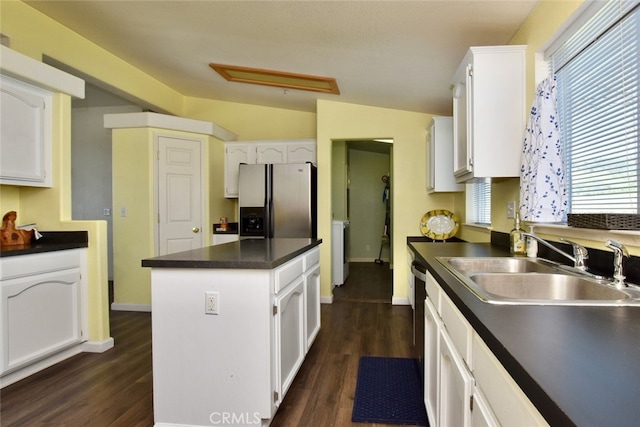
[224,143,255,197]
[0,75,52,187]
[439,330,473,427]
[304,263,321,350]
[257,144,287,164]
[274,277,305,404]
[425,297,441,427]
[1,269,82,373]
[452,65,473,179]
[471,388,500,427]
[288,142,316,165]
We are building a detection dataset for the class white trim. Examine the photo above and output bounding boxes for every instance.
[82,338,115,353]
[320,296,333,304]
[103,112,238,141]
[0,345,83,388]
[110,303,152,312]
[0,46,84,98]
[535,1,608,83]
[349,257,389,263]
[392,297,410,306]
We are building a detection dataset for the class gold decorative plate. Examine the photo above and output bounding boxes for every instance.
[420,209,459,240]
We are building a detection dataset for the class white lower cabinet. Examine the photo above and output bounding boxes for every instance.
[274,276,305,403]
[0,249,87,385]
[424,270,548,427]
[439,330,474,427]
[472,334,549,426]
[424,297,441,426]
[304,262,321,350]
[471,387,499,427]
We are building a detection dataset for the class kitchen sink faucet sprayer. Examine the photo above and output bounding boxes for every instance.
[605,240,629,289]
[522,233,588,270]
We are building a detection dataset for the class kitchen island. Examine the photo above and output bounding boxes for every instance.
[409,241,640,427]
[142,238,321,427]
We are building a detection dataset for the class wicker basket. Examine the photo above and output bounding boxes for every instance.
[567,213,640,230]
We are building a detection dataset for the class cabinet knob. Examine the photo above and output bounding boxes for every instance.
[192,227,200,233]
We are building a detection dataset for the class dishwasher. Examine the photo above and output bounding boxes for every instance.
[411,260,427,385]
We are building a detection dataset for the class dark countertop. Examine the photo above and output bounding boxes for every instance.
[0,231,88,257]
[408,241,640,427]
[142,238,322,269]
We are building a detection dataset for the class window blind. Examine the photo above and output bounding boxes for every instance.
[550,0,639,214]
[472,180,491,224]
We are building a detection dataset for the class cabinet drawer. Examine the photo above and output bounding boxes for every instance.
[0,249,82,281]
[274,257,304,293]
[441,292,472,366]
[424,271,441,313]
[472,334,548,426]
[303,247,320,270]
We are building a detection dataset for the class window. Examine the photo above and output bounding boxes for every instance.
[549,0,639,216]
[468,180,491,225]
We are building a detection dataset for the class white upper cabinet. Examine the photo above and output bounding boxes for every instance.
[288,142,316,164]
[451,45,526,183]
[256,144,287,164]
[224,142,256,197]
[0,46,85,188]
[427,117,463,193]
[224,139,316,198]
[0,75,52,187]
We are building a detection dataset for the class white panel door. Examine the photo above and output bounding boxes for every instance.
[157,135,203,255]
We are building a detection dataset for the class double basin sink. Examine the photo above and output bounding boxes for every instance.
[436,257,640,306]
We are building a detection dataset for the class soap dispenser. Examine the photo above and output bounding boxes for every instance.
[510,212,526,255]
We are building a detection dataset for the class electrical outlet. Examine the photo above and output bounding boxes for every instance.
[205,291,219,315]
[506,201,516,219]
[103,208,111,216]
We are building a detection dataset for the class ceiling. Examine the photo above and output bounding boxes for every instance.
[25,0,539,116]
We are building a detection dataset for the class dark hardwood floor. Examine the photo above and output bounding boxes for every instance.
[1,262,413,427]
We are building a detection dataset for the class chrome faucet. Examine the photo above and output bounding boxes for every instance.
[522,233,588,270]
[605,240,629,288]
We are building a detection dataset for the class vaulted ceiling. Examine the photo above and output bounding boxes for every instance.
[26,0,539,115]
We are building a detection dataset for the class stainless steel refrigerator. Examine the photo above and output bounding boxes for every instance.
[238,163,317,238]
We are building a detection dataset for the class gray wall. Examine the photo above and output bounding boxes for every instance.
[71,104,141,280]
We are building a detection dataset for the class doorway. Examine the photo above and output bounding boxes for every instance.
[332,139,393,302]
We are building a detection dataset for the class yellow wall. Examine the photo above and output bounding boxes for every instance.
[111,128,156,306]
[317,100,457,302]
[184,97,316,141]
[0,0,184,116]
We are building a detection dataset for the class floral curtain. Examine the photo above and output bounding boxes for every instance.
[519,76,567,222]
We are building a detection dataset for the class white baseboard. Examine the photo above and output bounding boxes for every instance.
[392,297,410,305]
[111,303,152,312]
[82,337,114,353]
[320,295,333,304]
[1,345,83,388]
[349,257,390,263]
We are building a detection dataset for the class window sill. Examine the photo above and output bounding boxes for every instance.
[527,223,640,249]
[463,223,492,231]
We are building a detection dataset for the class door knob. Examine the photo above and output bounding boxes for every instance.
[192,227,200,233]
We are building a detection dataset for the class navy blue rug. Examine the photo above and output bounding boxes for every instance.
[352,356,429,426]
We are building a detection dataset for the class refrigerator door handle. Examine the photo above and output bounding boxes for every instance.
[266,164,274,238]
